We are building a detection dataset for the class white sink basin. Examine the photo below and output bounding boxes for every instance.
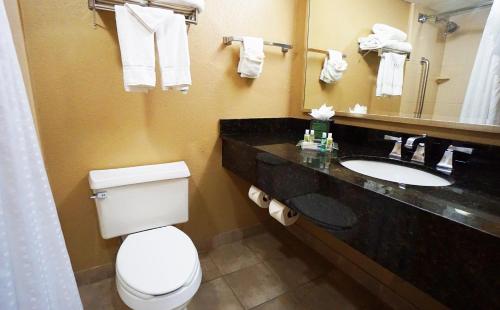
[340,159,451,187]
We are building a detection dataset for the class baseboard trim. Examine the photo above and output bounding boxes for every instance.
[75,262,115,287]
[194,223,266,254]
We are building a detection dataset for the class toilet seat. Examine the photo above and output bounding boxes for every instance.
[116,226,199,296]
[116,259,202,310]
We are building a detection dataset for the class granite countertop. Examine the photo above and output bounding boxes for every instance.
[222,134,500,239]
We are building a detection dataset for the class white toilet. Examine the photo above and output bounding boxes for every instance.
[89,161,201,310]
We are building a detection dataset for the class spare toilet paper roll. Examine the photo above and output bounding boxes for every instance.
[269,199,299,226]
[248,185,270,208]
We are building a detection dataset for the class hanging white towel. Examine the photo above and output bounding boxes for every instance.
[391,53,406,95]
[376,52,406,97]
[237,37,265,78]
[156,0,205,12]
[156,13,192,93]
[320,50,348,83]
[115,4,172,92]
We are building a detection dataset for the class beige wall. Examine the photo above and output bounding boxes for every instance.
[304,0,410,115]
[18,0,306,272]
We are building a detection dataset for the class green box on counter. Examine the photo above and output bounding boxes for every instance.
[310,119,331,139]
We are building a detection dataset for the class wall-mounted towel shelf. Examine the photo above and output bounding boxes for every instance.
[88,0,198,26]
[308,48,347,58]
[359,46,411,61]
[223,36,293,53]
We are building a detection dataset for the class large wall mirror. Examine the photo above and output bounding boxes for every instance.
[304,0,499,130]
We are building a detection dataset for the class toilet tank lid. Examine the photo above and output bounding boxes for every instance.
[89,161,190,190]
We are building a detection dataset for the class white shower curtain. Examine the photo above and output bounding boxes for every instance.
[460,0,500,125]
[0,1,82,309]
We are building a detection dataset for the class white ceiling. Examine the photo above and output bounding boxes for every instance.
[405,0,492,14]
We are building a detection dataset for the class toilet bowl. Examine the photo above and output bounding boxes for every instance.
[115,226,202,310]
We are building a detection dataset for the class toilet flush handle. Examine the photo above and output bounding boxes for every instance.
[90,191,108,200]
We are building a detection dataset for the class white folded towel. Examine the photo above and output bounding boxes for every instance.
[372,23,407,42]
[358,34,385,50]
[358,37,412,54]
[376,52,406,97]
[384,41,413,53]
[157,13,191,93]
[115,4,172,92]
[155,0,205,13]
[238,37,265,79]
[359,24,410,53]
[320,50,348,83]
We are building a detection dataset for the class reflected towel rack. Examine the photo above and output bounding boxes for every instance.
[308,48,347,58]
[223,36,293,53]
[88,0,198,27]
[359,47,411,61]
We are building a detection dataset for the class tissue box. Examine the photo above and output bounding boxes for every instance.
[310,120,331,139]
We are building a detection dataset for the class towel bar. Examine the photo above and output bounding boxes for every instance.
[223,36,293,53]
[89,0,198,26]
[358,46,411,61]
[308,48,347,58]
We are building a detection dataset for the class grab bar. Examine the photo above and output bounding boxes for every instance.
[415,57,430,118]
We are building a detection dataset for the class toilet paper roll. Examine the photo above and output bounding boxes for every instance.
[248,185,270,208]
[269,199,299,226]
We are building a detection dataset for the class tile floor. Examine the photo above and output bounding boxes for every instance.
[78,229,389,310]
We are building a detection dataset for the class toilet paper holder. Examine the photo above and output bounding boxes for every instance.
[287,209,298,218]
[248,186,271,208]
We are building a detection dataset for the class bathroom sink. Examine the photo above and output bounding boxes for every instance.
[340,158,452,187]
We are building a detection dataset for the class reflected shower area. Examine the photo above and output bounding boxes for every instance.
[400,0,494,123]
[303,0,499,127]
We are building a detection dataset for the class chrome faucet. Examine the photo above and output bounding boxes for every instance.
[405,134,427,149]
[384,135,402,159]
[437,145,474,175]
[405,134,427,163]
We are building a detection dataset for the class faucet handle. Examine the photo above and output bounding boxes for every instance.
[448,145,473,155]
[437,145,473,175]
[384,135,402,143]
[404,134,427,149]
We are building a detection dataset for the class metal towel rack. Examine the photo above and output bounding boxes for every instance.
[88,0,198,27]
[223,36,293,53]
[359,46,411,60]
[308,48,347,58]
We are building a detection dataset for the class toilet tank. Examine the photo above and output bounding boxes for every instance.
[89,161,190,239]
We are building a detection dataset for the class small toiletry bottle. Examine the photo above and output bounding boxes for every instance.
[310,130,315,142]
[304,129,310,143]
[326,133,333,151]
[320,132,327,151]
